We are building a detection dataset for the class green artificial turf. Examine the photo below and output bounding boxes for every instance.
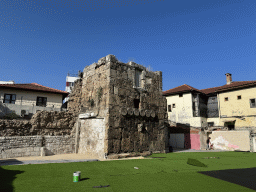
[187,158,207,167]
[1,151,256,192]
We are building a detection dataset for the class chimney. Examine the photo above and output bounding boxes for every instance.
[225,73,232,85]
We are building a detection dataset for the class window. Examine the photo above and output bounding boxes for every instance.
[192,102,196,111]
[179,93,183,97]
[36,97,47,107]
[225,97,228,101]
[135,69,142,87]
[168,105,172,112]
[250,99,256,108]
[212,98,215,101]
[3,94,16,104]
[208,122,214,127]
[134,99,140,109]
[237,95,241,100]
[172,104,176,108]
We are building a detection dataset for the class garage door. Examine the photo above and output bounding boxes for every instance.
[169,134,184,148]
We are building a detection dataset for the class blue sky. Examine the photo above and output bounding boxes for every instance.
[1,0,256,92]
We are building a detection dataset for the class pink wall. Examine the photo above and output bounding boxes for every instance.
[190,134,200,150]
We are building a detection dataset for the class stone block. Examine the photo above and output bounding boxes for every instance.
[113,139,121,153]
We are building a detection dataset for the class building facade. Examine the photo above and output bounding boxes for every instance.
[164,73,256,151]
[0,83,68,118]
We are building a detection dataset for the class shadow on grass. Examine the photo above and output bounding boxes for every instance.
[80,178,90,181]
[0,159,25,166]
[199,167,256,190]
[0,165,24,192]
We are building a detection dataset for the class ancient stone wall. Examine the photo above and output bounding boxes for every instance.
[66,78,83,118]
[30,111,76,136]
[69,54,169,157]
[0,119,31,136]
[0,135,75,159]
[0,111,76,159]
[107,60,168,154]
[0,111,76,137]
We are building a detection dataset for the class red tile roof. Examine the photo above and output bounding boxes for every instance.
[200,80,256,94]
[163,84,202,96]
[163,81,256,96]
[0,83,68,97]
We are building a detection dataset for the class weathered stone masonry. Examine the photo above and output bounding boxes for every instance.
[0,111,76,159]
[68,54,169,159]
[0,136,75,159]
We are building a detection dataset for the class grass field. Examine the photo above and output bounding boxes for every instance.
[1,151,256,192]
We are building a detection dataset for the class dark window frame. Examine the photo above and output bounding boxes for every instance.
[237,95,241,100]
[3,94,16,104]
[225,97,228,101]
[208,122,214,127]
[172,104,176,108]
[135,69,142,87]
[250,98,256,108]
[36,96,47,107]
[134,99,140,109]
[179,93,183,97]
[168,105,172,112]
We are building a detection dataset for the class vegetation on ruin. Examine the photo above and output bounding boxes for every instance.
[3,111,20,120]
[1,151,256,192]
[97,86,103,102]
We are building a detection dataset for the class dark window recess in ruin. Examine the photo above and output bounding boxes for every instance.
[172,104,175,108]
[237,95,241,100]
[134,99,140,108]
[36,97,47,107]
[135,69,142,87]
[208,122,214,127]
[250,99,256,108]
[225,97,228,101]
[179,93,183,97]
[3,94,16,104]
[168,105,172,112]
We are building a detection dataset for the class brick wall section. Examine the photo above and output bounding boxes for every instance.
[0,135,75,159]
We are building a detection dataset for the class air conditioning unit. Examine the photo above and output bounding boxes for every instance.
[21,110,29,117]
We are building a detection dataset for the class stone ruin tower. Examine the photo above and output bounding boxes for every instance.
[68,54,168,159]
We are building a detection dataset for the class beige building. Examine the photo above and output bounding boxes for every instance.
[164,73,256,152]
[0,83,68,118]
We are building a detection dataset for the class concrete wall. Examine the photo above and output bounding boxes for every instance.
[219,87,256,127]
[209,131,250,151]
[0,135,75,159]
[78,118,105,159]
[0,89,63,117]
[207,117,220,126]
[166,93,193,125]
[190,117,207,128]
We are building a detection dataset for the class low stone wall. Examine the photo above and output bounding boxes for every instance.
[0,135,75,159]
[0,111,76,137]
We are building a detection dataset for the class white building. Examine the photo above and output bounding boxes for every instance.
[0,81,15,84]
[0,83,68,118]
[64,73,80,103]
